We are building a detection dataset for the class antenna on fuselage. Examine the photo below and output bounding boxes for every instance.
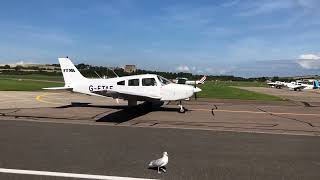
[108,67,119,77]
[94,71,102,79]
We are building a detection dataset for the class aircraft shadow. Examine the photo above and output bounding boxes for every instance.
[56,102,127,110]
[96,104,181,124]
[56,101,189,124]
[96,106,150,123]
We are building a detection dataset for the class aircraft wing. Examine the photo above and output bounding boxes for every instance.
[267,83,284,89]
[43,87,73,91]
[91,89,161,101]
[185,81,196,85]
[289,85,307,91]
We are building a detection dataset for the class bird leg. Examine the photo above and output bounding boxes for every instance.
[157,166,161,174]
[161,167,166,173]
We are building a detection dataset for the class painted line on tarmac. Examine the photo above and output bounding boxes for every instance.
[35,93,65,105]
[35,93,320,117]
[0,168,158,180]
[35,93,320,118]
[190,108,320,117]
[1,115,319,137]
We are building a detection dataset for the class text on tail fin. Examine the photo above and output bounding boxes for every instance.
[59,57,86,86]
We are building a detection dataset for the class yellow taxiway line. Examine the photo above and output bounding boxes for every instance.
[35,93,65,105]
[36,93,320,117]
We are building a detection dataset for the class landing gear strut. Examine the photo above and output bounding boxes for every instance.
[178,101,185,113]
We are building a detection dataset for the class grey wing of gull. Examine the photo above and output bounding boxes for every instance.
[149,158,164,167]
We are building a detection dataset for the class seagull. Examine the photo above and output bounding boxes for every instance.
[148,152,169,173]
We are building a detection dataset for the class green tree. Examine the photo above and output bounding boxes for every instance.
[14,65,23,71]
[271,76,279,81]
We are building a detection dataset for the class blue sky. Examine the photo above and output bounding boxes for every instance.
[0,0,320,77]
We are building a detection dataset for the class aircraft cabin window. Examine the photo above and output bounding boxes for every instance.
[117,80,125,85]
[142,78,157,86]
[157,75,171,85]
[177,79,187,84]
[128,79,139,86]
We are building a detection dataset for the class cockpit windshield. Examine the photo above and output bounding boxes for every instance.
[157,75,171,85]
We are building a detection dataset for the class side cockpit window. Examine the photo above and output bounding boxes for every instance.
[157,75,171,85]
[117,80,125,85]
[128,79,139,86]
[142,78,157,86]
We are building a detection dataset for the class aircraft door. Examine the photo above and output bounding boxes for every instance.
[142,78,160,98]
[127,78,140,95]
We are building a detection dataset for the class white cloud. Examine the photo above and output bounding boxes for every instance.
[100,44,113,50]
[176,65,190,72]
[296,0,320,9]
[220,0,240,7]
[238,1,295,16]
[15,25,74,45]
[237,0,320,17]
[204,67,234,75]
[30,32,74,44]
[297,53,320,69]
[15,60,37,65]
[299,54,320,60]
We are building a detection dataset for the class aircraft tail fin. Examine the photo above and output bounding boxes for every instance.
[59,57,86,87]
[313,80,319,89]
[198,76,207,84]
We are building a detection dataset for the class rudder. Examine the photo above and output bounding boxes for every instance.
[314,80,319,89]
[59,57,85,87]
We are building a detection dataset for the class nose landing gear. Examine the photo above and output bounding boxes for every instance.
[178,101,186,113]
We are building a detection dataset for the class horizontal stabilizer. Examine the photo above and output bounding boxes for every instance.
[42,87,73,91]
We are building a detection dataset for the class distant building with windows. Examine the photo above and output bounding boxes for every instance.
[124,65,137,73]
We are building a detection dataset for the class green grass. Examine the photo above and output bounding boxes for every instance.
[198,81,281,101]
[0,74,63,81]
[0,74,280,101]
[207,80,268,87]
[0,79,63,91]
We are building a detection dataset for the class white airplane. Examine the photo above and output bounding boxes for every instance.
[172,76,206,85]
[284,80,319,91]
[267,80,319,91]
[44,58,202,113]
[267,81,285,89]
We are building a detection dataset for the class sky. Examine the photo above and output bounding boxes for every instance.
[0,0,320,77]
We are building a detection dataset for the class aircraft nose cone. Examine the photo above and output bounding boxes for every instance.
[194,87,202,93]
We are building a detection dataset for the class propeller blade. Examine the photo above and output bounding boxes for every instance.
[194,80,197,100]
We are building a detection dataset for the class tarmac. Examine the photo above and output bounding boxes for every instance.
[236,86,320,104]
[0,91,320,179]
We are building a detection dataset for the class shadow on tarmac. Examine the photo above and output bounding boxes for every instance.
[56,102,127,110]
[148,166,167,173]
[96,102,182,123]
[56,101,186,124]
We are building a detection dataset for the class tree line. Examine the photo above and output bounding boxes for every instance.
[0,63,292,82]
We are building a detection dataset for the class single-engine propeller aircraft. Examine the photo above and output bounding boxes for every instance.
[44,57,202,113]
[267,81,285,89]
[267,80,319,91]
[172,76,206,85]
[285,80,319,91]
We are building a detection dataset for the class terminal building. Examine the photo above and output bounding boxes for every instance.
[124,65,137,73]
[0,61,60,72]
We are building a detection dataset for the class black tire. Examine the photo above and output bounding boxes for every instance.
[178,107,186,113]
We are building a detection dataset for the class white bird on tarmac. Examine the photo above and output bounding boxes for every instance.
[148,152,169,173]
